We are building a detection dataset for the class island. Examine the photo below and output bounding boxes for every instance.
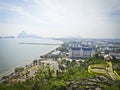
[17,31,41,38]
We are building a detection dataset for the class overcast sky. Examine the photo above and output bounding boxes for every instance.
[0,0,120,38]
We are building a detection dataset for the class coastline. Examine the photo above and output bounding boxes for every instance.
[0,44,62,80]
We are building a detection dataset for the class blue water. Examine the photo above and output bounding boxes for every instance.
[0,38,62,74]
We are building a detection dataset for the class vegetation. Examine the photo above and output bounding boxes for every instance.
[112,58,120,75]
[15,67,24,73]
[0,55,120,90]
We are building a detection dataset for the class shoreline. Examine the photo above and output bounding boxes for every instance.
[0,45,62,80]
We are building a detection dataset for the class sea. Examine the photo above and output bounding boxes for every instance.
[0,38,62,74]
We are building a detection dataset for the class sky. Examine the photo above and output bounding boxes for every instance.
[0,0,120,38]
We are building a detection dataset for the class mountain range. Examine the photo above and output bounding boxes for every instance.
[0,31,41,39]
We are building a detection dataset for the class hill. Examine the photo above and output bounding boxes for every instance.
[17,31,41,38]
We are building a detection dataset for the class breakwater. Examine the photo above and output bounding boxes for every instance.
[19,43,62,45]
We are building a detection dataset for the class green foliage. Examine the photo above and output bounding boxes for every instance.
[0,84,14,90]
[85,57,107,68]
[112,59,120,75]
[49,80,66,90]
[15,67,24,73]
[1,56,120,90]
[57,47,67,52]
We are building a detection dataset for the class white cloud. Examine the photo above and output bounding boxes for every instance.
[0,3,32,17]
[0,0,120,38]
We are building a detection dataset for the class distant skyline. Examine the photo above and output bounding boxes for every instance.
[0,0,120,38]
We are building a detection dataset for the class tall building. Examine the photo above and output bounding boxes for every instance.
[69,47,95,59]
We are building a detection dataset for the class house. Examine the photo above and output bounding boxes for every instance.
[50,50,61,57]
[104,54,113,61]
[69,47,95,59]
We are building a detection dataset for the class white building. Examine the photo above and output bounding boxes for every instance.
[69,47,95,59]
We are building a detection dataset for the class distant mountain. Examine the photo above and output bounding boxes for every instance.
[0,36,15,39]
[17,31,41,38]
[4,36,15,38]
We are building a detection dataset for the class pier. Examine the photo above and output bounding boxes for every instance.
[19,43,62,45]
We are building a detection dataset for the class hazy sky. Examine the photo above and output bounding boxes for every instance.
[0,0,120,38]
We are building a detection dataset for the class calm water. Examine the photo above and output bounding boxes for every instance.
[0,38,62,74]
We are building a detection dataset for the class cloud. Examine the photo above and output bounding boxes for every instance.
[0,0,120,38]
[0,2,33,18]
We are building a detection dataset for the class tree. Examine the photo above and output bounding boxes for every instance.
[95,53,99,59]
[15,67,24,73]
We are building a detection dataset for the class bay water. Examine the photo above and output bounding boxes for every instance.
[0,38,62,74]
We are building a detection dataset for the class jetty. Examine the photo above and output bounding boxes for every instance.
[19,43,62,45]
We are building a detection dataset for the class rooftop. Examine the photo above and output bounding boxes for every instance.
[71,47,93,51]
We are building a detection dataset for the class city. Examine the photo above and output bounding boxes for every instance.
[0,0,120,90]
[0,38,120,90]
